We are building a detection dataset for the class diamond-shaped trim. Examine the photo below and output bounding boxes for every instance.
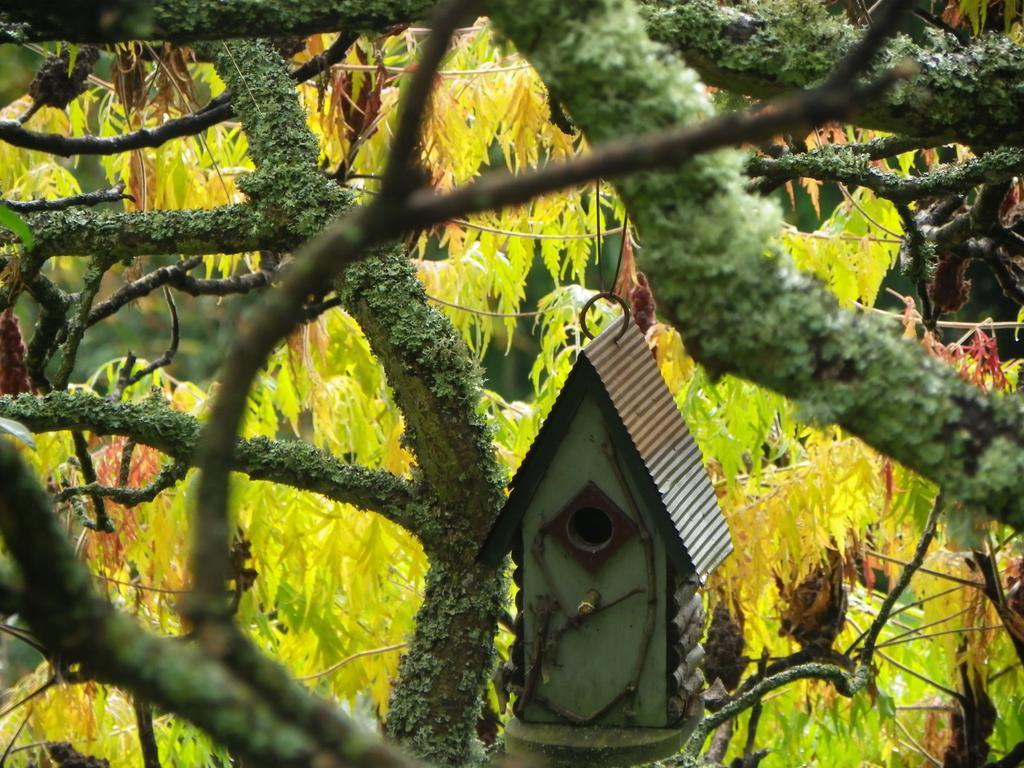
[544,482,636,572]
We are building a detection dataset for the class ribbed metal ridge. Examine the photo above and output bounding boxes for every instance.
[583,317,732,579]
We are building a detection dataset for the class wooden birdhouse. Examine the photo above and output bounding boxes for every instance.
[481,313,731,767]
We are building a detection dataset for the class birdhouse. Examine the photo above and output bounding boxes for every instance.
[481,312,731,767]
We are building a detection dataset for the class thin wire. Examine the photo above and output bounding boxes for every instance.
[0,709,31,764]
[425,292,561,318]
[894,720,943,768]
[781,223,902,244]
[876,623,1002,649]
[457,219,624,240]
[875,605,972,645]
[144,43,232,203]
[865,548,984,589]
[93,573,189,595]
[812,128,903,238]
[595,179,603,291]
[330,61,530,76]
[877,288,1024,331]
[349,184,627,240]
[298,642,408,681]
[220,43,263,117]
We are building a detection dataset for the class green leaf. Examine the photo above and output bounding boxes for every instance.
[0,417,36,449]
[0,206,35,249]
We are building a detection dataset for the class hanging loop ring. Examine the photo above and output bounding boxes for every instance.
[579,292,631,342]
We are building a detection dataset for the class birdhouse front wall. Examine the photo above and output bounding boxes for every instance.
[518,392,669,728]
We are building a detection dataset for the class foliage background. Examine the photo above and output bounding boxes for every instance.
[1,6,1023,766]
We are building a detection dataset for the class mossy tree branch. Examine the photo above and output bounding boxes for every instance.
[0,392,423,529]
[188,37,347,613]
[9,0,1024,148]
[0,440,323,767]
[0,439,432,768]
[644,0,1024,146]
[0,1,434,43]
[19,204,292,260]
[749,146,1024,203]
[338,248,506,766]
[188,15,507,763]
[486,0,1024,531]
[209,40,347,241]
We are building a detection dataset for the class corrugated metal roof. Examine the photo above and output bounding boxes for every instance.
[582,317,732,579]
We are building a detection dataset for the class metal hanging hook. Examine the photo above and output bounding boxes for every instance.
[579,291,631,342]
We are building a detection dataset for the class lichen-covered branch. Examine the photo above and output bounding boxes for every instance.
[0,440,321,767]
[339,250,504,553]
[338,248,506,766]
[749,146,1024,203]
[187,38,350,614]
[186,18,506,763]
[22,204,288,259]
[487,0,1024,531]
[57,459,189,507]
[0,392,423,528]
[0,439,434,768]
[211,39,345,240]
[644,0,1024,146]
[0,0,432,43]
[689,661,865,752]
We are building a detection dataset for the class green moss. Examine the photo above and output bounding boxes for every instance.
[490,0,1024,540]
[0,392,423,527]
[644,0,1024,144]
[338,248,508,765]
[750,146,1024,203]
[25,204,284,260]
[212,40,348,240]
[338,247,506,553]
[385,560,507,768]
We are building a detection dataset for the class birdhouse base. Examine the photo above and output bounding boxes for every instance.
[503,717,697,767]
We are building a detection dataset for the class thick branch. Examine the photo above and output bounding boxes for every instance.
[1,1,432,42]
[338,248,503,554]
[750,147,1024,203]
[23,204,286,259]
[645,0,1024,146]
[0,392,422,529]
[0,440,320,767]
[338,250,508,763]
[484,0,1024,531]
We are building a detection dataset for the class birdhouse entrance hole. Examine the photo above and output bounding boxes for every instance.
[545,483,636,572]
[568,507,613,550]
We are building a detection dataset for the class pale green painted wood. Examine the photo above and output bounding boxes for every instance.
[520,392,668,727]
